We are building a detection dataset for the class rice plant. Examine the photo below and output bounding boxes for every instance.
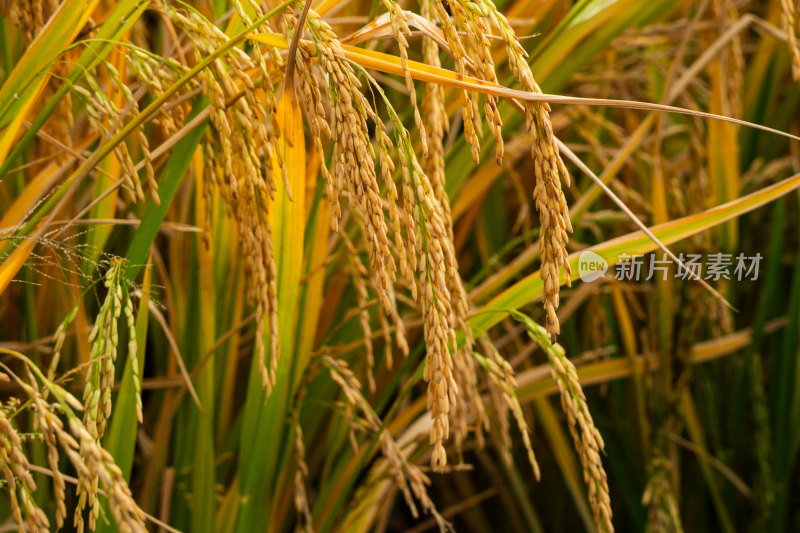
[0,0,799,531]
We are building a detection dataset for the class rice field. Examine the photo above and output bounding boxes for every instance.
[0,0,799,531]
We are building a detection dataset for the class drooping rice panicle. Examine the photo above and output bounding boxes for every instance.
[320,356,451,531]
[477,336,540,479]
[429,0,482,163]
[0,356,147,533]
[382,0,428,153]
[105,60,160,204]
[482,1,573,341]
[79,258,139,531]
[72,82,146,203]
[396,128,468,470]
[307,14,397,311]
[168,3,282,390]
[518,311,613,533]
[443,0,504,163]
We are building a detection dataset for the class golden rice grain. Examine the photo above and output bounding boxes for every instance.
[0,0,58,41]
[29,386,67,529]
[429,0,482,163]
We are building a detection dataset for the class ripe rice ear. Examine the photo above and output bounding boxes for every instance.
[514,311,613,533]
[0,408,49,531]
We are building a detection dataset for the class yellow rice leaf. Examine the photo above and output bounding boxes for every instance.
[0,93,41,166]
[0,162,62,235]
[313,0,341,16]
[269,87,306,369]
[248,33,798,142]
[0,0,100,163]
[293,144,328,387]
[708,58,741,251]
[0,160,74,296]
[0,237,37,296]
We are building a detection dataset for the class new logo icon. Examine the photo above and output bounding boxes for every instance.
[578,250,608,282]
